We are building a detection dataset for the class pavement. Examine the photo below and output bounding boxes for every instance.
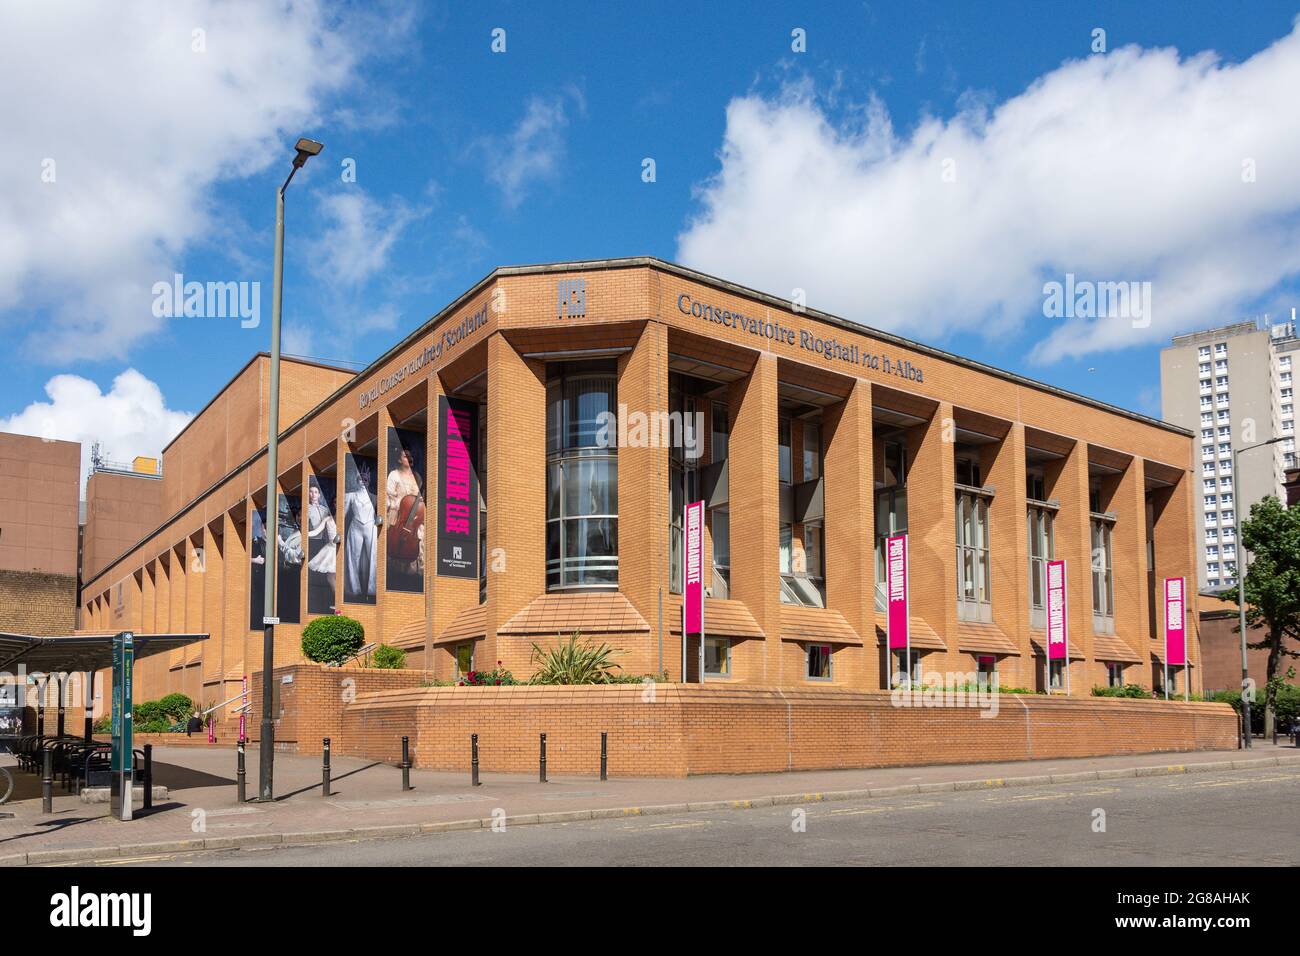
[2,740,1297,866]
[115,764,1300,867]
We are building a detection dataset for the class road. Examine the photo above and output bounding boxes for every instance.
[86,765,1299,867]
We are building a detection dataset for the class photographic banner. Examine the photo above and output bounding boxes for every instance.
[386,427,426,592]
[436,396,479,579]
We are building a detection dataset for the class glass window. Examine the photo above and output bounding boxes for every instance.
[1091,516,1115,628]
[803,524,823,580]
[956,491,991,620]
[779,523,793,574]
[546,366,618,590]
[1026,472,1047,502]
[807,643,832,680]
[455,643,474,678]
[892,648,920,688]
[977,655,997,689]
[711,509,730,598]
[711,402,729,463]
[1027,504,1054,627]
[874,486,908,612]
[778,418,792,484]
[704,636,730,677]
[1049,659,1065,689]
[802,422,821,481]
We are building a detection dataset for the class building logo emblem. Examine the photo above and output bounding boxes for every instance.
[557,278,586,319]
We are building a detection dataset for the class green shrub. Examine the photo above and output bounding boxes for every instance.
[301,615,365,665]
[371,644,406,669]
[1213,685,1300,734]
[1091,684,1153,699]
[528,632,624,685]
[157,692,195,722]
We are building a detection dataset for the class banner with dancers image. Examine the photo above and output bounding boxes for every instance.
[343,454,379,605]
[306,474,340,615]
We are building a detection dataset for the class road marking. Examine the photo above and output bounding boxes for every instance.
[629,820,712,831]
[990,787,1120,803]
[830,801,942,816]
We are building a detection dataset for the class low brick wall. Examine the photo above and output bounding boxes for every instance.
[247,663,436,754]
[338,684,1239,777]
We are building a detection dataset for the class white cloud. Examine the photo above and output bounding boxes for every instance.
[485,88,586,209]
[677,25,1300,362]
[0,370,193,491]
[309,190,423,288]
[0,0,388,362]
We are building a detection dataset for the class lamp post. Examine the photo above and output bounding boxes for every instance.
[259,137,323,801]
[1230,436,1282,750]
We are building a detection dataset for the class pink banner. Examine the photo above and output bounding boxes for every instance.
[886,532,909,650]
[684,500,704,635]
[1046,559,1068,661]
[1164,577,1186,667]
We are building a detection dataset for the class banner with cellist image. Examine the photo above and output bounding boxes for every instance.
[385,426,426,593]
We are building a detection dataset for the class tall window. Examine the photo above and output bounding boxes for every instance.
[956,490,992,621]
[668,382,699,593]
[711,509,730,598]
[874,439,908,612]
[802,422,821,481]
[546,364,618,589]
[778,418,792,484]
[1027,503,1054,629]
[1091,515,1115,632]
[711,402,729,463]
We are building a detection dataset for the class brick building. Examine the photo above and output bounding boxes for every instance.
[80,259,1203,712]
[0,432,80,636]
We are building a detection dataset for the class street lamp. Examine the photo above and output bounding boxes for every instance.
[1230,436,1283,750]
[259,137,323,801]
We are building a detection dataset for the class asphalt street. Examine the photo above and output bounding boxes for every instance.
[84,765,1300,867]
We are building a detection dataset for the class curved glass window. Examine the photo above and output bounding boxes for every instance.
[546,366,618,589]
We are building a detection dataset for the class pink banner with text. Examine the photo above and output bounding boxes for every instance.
[684,500,704,635]
[886,532,909,650]
[1046,559,1068,661]
[1164,576,1186,667]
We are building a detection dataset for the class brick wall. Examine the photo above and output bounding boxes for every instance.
[246,662,436,753]
[0,569,77,635]
[338,682,1238,777]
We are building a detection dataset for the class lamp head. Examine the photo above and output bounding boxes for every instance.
[292,138,324,169]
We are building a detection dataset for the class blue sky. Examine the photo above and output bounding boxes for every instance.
[3,1,1299,477]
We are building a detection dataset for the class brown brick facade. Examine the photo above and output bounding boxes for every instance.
[79,259,1203,733]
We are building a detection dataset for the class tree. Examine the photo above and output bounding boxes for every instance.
[1222,496,1300,737]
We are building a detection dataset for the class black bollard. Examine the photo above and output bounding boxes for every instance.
[142,744,153,811]
[322,737,331,797]
[237,738,247,803]
[41,747,53,814]
[539,733,547,784]
[471,733,480,787]
[401,736,412,792]
[600,732,608,782]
